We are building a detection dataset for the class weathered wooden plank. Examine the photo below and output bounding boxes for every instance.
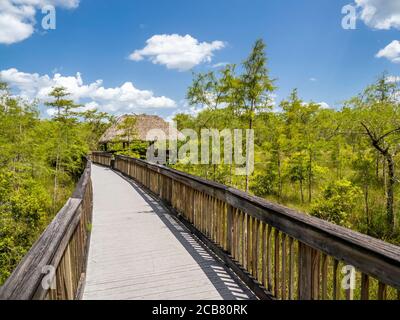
[333,259,340,300]
[240,211,245,267]
[253,218,258,279]
[298,242,313,300]
[274,229,280,298]
[248,216,252,274]
[378,282,387,300]
[321,253,328,300]
[311,249,320,300]
[267,225,272,291]
[288,237,295,300]
[361,273,369,300]
[281,233,287,300]
[261,222,266,288]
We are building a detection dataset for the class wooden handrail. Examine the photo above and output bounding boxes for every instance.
[93,152,400,300]
[91,151,112,167]
[0,160,93,300]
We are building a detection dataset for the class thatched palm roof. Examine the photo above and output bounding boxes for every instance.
[99,114,182,143]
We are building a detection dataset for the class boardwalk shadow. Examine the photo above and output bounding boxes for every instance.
[113,169,256,300]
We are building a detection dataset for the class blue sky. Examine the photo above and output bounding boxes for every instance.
[1,0,400,119]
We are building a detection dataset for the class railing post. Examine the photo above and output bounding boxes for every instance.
[298,242,313,300]
[226,204,233,254]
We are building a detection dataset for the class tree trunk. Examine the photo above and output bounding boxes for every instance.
[213,164,216,181]
[277,151,282,199]
[308,149,312,203]
[364,183,370,234]
[53,125,62,214]
[386,155,395,232]
[300,179,304,203]
[229,164,233,186]
[361,122,397,234]
[383,159,387,197]
[337,144,341,179]
[53,152,59,214]
[245,116,253,193]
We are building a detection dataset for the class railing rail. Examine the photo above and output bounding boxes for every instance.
[0,160,93,300]
[93,152,400,300]
[91,151,112,167]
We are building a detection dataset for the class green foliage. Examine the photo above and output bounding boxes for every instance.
[239,39,275,118]
[115,140,148,159]
[344,75,400,232]
[185,39,275,192]
[286,152,308,184]
[0,83,109,284]
[311,180,362,227]
[45,86,81,121]
[250,170,277,197]
[81,109,114,150]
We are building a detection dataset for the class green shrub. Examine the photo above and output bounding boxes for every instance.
[311,179,362,227]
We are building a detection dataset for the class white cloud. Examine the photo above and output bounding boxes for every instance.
[318,102,331,109]
[0,12,34,44]
[300,101,331,109]
[269,93,277,107]
[309,77,317,82]
[355,0,400,30]
[74,101,99,114]
[0,68,176,114]
[0,0,80,44]
[129,34,225,71]
[376,40,400,63]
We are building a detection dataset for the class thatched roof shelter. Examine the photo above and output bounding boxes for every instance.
[99,114,182,144]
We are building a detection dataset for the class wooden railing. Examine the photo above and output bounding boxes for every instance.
[91,151,112,167]
[0,160,93,300]
[93,152,400,300]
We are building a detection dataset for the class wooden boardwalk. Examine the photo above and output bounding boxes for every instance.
[83,165,256,300]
